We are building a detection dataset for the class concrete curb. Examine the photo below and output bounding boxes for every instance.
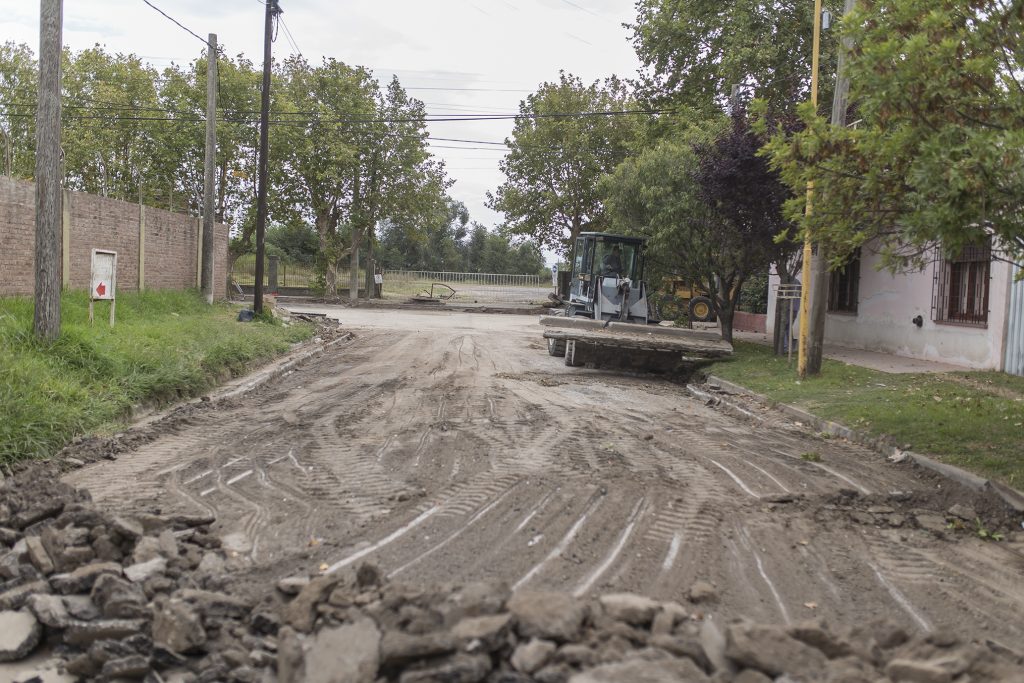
[123,331,355,431]
[216,332,354,401]
[701,374,1024,513]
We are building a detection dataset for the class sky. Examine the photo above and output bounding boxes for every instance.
[1,0,642,232]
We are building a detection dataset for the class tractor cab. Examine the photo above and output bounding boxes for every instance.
[566,233,649,324]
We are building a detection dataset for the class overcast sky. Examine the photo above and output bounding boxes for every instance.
[2,0,641,233]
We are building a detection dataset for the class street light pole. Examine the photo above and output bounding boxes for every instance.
[797,0,824,378]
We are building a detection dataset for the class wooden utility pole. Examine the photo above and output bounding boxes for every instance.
[805,0,857,375]
[253,1,279,315]
[201,33,218,304]
[797,0,824,377]
[34,0,63,340]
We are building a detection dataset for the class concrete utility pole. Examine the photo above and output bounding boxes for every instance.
[34,0,63,341]
[805,0,857,375]
[797,0,824,377]
[253,1,280,315]
[201,33,218,304]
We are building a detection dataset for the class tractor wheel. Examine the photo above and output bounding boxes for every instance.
[547,337,567,357]
[689,296,714,323]
[564,340,584,367]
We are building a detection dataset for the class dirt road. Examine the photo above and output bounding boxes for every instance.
[64,307,1024,649]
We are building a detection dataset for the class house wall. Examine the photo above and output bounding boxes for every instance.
[0,176,228,299]
[767,249,1012,370]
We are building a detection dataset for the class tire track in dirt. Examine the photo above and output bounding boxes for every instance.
[61,310,1024,648]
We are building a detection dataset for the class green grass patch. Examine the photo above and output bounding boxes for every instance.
[709,342,1024,488]
[0,290,314,466]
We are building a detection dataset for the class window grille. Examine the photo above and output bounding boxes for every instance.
[828,248,860,314]
[931,241,991,327]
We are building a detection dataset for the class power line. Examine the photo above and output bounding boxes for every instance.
[279,16,304,59]
[430,145,508,151]
[141,0,210,49]
[2,108,667,125]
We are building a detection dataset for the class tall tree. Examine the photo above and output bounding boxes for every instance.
[763,0,1024,269]
[272,57,375,297]
[630,0,843,114]
[487,72,638,255]
[603,113,798,343]
[60,47,162,201]
[0,42,38,178]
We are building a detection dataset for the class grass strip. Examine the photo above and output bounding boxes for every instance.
[709,341,1024,488]
[0,290,314,466]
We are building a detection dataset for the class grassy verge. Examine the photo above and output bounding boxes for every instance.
[0,290,314,466]
[709,342,1024,488]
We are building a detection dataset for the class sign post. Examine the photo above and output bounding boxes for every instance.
[551,264,558,289]
[90,249,117,326]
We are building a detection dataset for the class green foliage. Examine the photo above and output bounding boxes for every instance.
[629,0,843,113]
[602,112,798,342]
[0,291,312,466]
[0,41,37,178]
[710,341,1024,487]
[763,0,1024,269]
[739,272,769,313]
[801,452,822,462]
[487,72,639,255]
[377,212,546,275]
[266,220,319,265]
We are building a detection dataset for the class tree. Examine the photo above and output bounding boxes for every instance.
[763,0,1024,269]
[603,113,798,343]
[61,47,162,201]
[487,72,638,255]
[0,42,38,178]
[629,0,843,114]
[272,57,374,297]
[266,219,318,265]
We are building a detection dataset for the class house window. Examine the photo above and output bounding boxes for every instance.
[828,248,860,314]
[932,241,991,327]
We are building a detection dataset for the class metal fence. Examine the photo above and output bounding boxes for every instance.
[231,254,321,289]
[382,270,551,304]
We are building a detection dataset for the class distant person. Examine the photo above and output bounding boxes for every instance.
[602,245,623,276]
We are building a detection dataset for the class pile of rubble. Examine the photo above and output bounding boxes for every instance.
[2,469,1022,682]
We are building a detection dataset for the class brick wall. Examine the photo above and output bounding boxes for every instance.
[0,177,228,299]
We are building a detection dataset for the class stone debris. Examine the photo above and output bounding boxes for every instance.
[0,609,42,662]
[1,468,1023,682]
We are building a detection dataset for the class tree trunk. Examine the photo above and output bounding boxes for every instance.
[349,229,360,303]
[216,160,228,223]
[317,225,337,298]
[364,231,374,300]
[718,305,735,345]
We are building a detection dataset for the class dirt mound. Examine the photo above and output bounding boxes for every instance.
[2,470,1022,682]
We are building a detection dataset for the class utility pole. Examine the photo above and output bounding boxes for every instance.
[805,0,857,374]
[253,1,279,315]
[797,0,824,377]
[34,0,63,341]
[201,33,218,304]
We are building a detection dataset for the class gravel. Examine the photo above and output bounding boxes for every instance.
[1,467,1022,682]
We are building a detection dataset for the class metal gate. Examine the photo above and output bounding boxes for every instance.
[382,270,550,304]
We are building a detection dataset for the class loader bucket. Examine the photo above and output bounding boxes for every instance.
[540,316,732,375]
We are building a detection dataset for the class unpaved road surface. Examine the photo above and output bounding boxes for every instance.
[65,307,1024,649]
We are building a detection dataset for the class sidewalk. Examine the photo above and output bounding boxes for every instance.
[732,330,967,374]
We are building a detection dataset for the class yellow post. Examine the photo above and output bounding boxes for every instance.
[798,0,824,377]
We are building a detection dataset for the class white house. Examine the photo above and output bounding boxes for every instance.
[767,242,1024,374]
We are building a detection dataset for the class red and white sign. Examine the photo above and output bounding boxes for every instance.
[90,249,117,301]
